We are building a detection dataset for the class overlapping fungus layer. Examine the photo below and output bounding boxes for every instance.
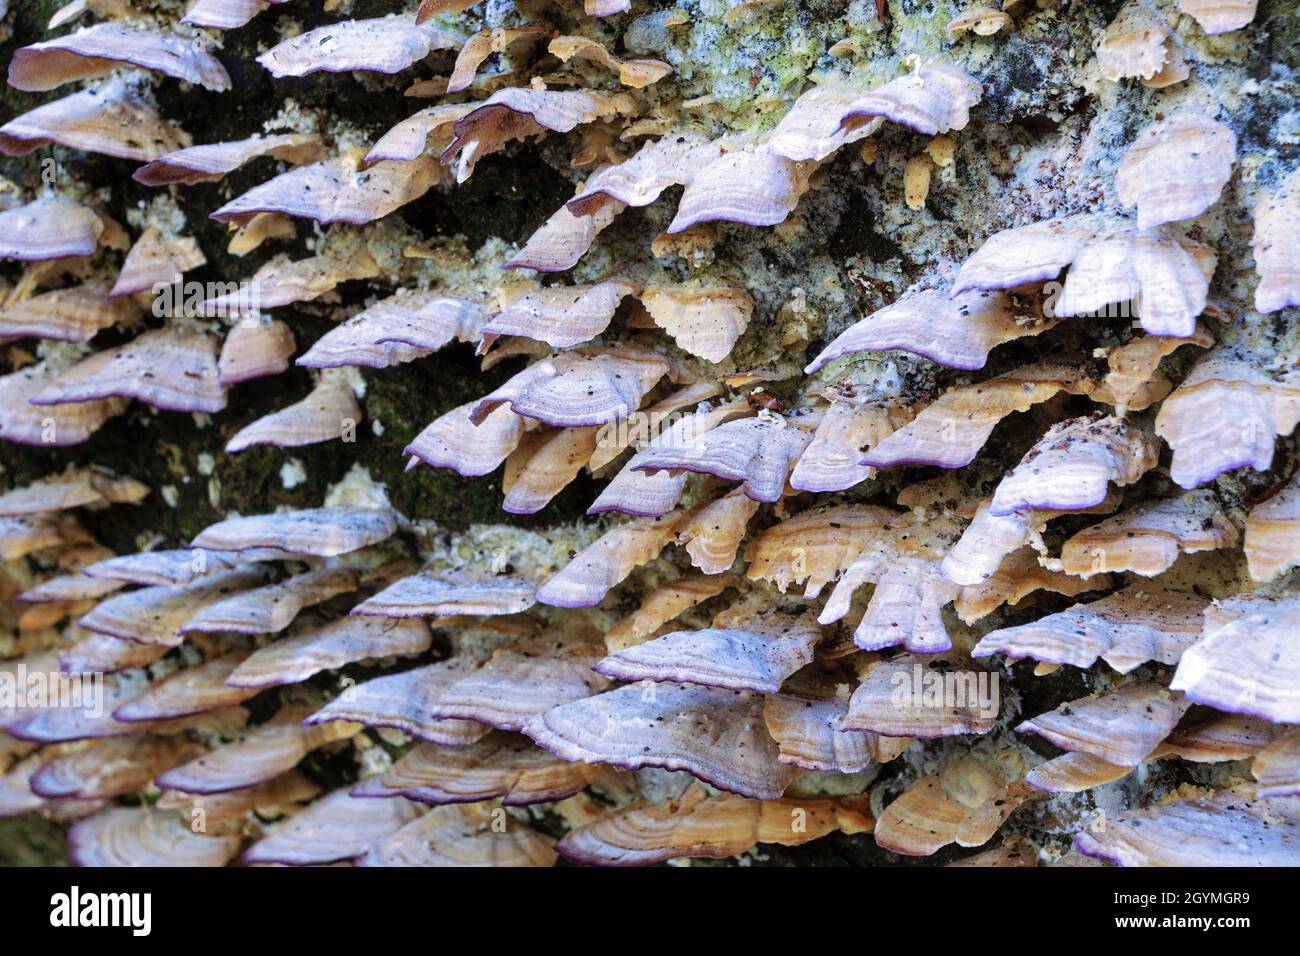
[0,0,1296,868]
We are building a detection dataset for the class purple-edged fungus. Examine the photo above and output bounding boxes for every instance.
[355,803,557,867]
[190,507,397,557]
[480,279,636,350]
[31,735,204,800]
[1092,326,1214,412]
[1059,490,1238,578]
[225,374,363,453]
[744,502,897,598]
[155,713,359,795]
[227,616,432,688]
[446,27,548,93]
[1016,681,1192,766]
[471,345,672,429]
[70,807,242,867]
[305,662,492,747]
[874,752,1033,856]
[353,568,537,619]
[112,653,260,723]
[595,596,824,693]
[525,681,799,799]
[406,401,526,478]
[257,14,463,79]
[864,364,1089,470]
[507,195,625,273]
[60,633,168,674]
[0,77,190,162]
[988,416,1158,516]
[415,634,607,731]
[675,488,760,575]
[0,284,138,342]
[212,151,443,227]
[605,574,738,651]
[179,566,357,634]
[367,104,477,164]
[155,770,319,825]
[502,427,600,514]
[665,138,815,234]
[8,23,231,92]
[20,573,123,606]
[298,292,490,370]
[1154,349,1300,489]
[0,468,147,516]
[1096,2,1187,86]
[953,214,1214,337]
[953,548,1108,624]
[206,251,380,312]
[1153,711,1286,763]
[1171,586,1300,722]
[0,196,112,262]
[1117,111,1236,230]
[218,319,296,385]
[768,64,983,163]
[352,732,596,806]
[1075,787,1300,866]
[78,567,269,647]
[557,783,871,866]
[973,584,1208,674]
[109,226,206,299]
[1254,732,1300,798]
[133,133,323,187]
[763,682,875,773]
[83,548,252,587]
[632,409,821,504]
[29,326,227,414]
[183,0,293,30]
[818,512,962,653]
[1024,751,1135,794]
[842,658,1000,738]
[443,88,638,183]
[241,790,423,866]
[535,510,687,607]
[805,289,1053,374]
[589,399,751,517]
[789,398,913,492]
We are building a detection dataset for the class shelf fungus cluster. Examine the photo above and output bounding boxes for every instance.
[0,0,1296,869]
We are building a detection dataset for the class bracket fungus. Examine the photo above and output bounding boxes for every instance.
[0,0,1296,873]
[1155,349,1300,489]
[257,14,463,79]
[807,288,1056,374]
[134,133,323,187]
[0,77,190,162]
[525,681,799,800]
[9,23,231,92]
[557,783,871,866]
[594,597,824,693]
[1171,587,1300,723]
[1075,788,1300,866]
[1057,490,1238,578]
[973,584,1209,674]
[1116,111,1236,231]
[352,733,596,807]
